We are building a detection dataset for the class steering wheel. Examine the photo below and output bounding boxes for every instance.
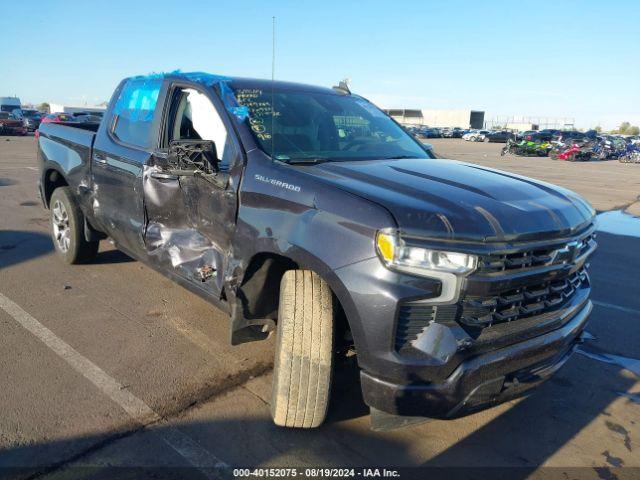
[344,137,373,151]
[344,135,390,152]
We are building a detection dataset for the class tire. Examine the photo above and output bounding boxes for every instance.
[271,270,333,428]
[50,187,99,264]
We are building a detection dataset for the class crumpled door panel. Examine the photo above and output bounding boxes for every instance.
[142,165,224,292]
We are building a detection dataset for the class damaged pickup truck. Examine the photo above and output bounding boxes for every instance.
[38,72,597,429]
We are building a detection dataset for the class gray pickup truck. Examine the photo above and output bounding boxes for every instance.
[37,72,596,429]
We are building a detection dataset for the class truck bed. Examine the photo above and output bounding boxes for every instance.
[38,122,97,201]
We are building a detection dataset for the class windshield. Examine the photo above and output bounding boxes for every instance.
[232,88,430,162]
[1,106,23,119]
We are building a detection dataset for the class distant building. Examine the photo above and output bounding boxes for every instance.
[384,109,485,129]
[48,103,106,115]
[486,116,575,132]
[506,122,539,132]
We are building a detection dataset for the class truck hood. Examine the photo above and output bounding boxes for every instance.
[300,158,595,243]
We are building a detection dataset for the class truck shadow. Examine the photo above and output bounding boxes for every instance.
[0,230,52,271]
[92,246,135,265]
[0,178,17,187]
[0,355,634,480]
[0,231,133,271]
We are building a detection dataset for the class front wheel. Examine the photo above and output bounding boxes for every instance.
[271,270,334,428]
[50,187,99,264]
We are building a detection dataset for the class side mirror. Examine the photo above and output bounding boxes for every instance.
[422,142,437,158]
[167,139,219,174]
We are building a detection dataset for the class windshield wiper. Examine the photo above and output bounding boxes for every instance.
[283,157,329,165]
[379,155,423,160]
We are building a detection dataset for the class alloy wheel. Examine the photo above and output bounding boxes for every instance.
[52,199,71,252]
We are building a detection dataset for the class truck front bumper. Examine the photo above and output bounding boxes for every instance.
[360,300,591,419]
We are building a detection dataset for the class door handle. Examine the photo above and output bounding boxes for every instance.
[150,171,179,181]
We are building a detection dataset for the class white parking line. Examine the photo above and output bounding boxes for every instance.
[0,292,228,477]
[593,300,640,316]
[0,166,40,171]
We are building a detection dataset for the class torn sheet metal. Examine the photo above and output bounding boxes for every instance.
[142,165,226,291]
[145,222,222,281]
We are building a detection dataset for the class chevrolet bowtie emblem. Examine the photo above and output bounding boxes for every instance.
[551,240,580,264]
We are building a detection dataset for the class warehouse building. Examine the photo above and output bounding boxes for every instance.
[384,109,485,129]
[485,116,575,131]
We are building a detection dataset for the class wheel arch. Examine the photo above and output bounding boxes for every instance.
[229,248,359,353]
[42,167,69,209]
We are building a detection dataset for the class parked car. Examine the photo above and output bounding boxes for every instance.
[538,129,560,137]
[484,130,514,143]
[552,131,587,143]
[71,110,105,119]
[442,127,464,138]
[523,129,560,142]
[419,127,442,138]
[405,125,423,136]
[527,132,556,142]
[21,109,42,132]
[516,130,537,140]
[0,96,22,118]
[462,129,478,141]
[0,111,27,135]
[464,130,490,141]
[73,114,103,123]
[38,71,597,430]
[40,113,77,124]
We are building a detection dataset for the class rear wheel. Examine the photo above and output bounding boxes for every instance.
[50,187,99,264]
[271,270,334,428]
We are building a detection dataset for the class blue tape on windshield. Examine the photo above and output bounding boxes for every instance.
[182,71,249,122]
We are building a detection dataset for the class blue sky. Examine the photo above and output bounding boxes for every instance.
[1,0,638,129]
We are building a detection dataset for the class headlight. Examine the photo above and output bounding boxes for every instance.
[376,230,477,275]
